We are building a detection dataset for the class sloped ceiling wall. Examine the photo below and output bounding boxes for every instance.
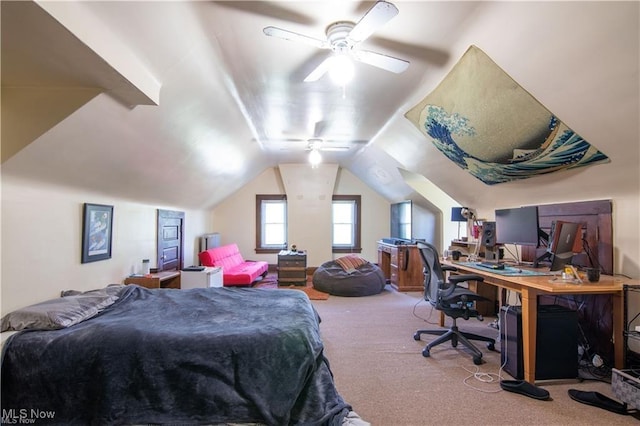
[280,163,339,265]
[1,1,638,217]
[372,1,639,217]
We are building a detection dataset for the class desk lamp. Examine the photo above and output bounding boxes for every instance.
[451,207,467,240]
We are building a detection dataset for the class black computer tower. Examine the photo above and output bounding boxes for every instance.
[500,304,578,380]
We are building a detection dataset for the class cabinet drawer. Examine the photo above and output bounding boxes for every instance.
[379,244,392,254]
[279,259,306,268]
[279,269,306,278]
[390,266,399,284]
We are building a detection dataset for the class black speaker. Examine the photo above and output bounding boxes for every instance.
[500,305,578,380]
[482,221,496,248]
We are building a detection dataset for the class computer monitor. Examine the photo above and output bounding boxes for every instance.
[495,206,540,246]
[548,221,582,271]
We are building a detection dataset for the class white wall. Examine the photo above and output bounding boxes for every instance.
[333,167,391,262]
[1,175,208,313]
[211,166,390,267]
[280,163,339,266]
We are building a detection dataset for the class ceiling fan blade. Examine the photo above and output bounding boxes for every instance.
[216,2,314,26]
[272,138,306,143]
[320,146,351,152]
[348,1,399,44]
[313,120,329,138]
[263,26,328,49]
[303,56,333,82]
[325,139,369,145]
[352,49,409,73]
[368,36,451,66]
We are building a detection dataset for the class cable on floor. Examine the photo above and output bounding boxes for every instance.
[460,307,510,393]
[411,297,441,325]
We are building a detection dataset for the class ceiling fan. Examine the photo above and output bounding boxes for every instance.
[275,137,367,152]
[263,1,409,82]
[265,119,368,152]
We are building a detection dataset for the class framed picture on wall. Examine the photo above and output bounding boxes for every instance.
[81,203,114,263]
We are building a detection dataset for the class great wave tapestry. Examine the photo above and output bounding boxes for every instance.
[405,45,609,185]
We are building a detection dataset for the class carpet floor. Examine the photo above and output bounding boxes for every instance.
[252,272,330,300]
[309,286,639,425]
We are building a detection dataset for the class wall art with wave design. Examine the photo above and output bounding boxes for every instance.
[405,45,609,185]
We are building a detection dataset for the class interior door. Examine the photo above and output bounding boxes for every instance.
[157,209,184,272]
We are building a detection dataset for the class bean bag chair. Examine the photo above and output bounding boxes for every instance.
[312,256,386,297]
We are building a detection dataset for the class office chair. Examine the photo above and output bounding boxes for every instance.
[413,242,495,365]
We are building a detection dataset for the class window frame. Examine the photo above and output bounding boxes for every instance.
[255,194,287,254]
[332,195,362,254]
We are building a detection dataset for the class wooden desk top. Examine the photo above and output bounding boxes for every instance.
[447,260,639,295]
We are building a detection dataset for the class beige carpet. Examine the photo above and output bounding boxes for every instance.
[253,273,330,300]
[311,286,638,425]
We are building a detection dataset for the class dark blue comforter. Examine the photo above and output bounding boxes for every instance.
[1,286,350,425]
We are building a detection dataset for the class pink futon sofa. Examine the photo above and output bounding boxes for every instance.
[198,243,268,286]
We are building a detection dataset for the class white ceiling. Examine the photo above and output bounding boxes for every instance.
[2,1,638,212]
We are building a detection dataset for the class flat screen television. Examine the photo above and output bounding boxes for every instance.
[389,201,434,243]
[495,206,540,246]
[390,201,412,241]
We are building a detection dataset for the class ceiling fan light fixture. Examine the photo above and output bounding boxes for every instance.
[308,148,322,167]
[329,54,354,86]
[264,1,410,83]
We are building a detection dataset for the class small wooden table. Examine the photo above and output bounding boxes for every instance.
[124,270,181,289]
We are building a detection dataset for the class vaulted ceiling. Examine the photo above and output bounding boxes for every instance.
[2,1,638,212]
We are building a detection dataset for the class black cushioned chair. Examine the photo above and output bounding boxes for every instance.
[413,242,495,365]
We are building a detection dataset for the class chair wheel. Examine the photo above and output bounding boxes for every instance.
[487,342,495,351]
[422,348,431,357]
[473,356,483,365]
[413,333,421,341]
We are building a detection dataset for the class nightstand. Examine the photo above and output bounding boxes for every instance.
[277,250,307,286]
[124,270,181,289]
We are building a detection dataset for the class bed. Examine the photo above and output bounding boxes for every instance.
[1,285,353,425]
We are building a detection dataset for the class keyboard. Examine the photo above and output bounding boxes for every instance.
[477,261,505,270]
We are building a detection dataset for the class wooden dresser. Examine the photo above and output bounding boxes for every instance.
[277,250,307,286]
[377,241,424,291]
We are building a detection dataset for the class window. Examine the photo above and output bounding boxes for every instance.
[256,195,287,253]
[332,195,361,253]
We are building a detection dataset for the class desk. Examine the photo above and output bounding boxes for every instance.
[377,241,424,291]
[124,270,181,289]
[446,261,639,383]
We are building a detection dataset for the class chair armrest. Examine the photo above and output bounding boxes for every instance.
[448,274,484,285]
[442,265,457,272]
